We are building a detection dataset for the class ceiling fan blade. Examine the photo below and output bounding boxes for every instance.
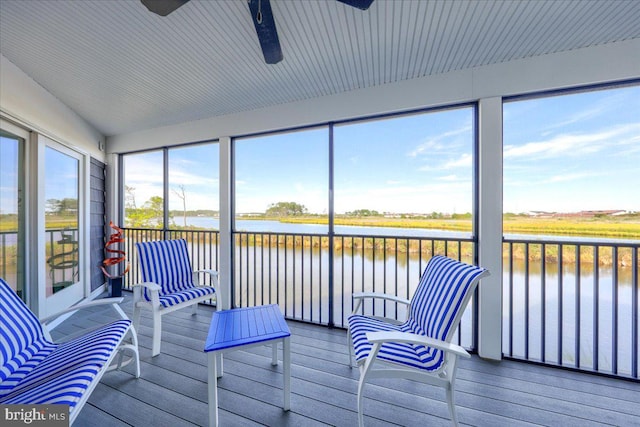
[336,0,374,10]
[248,0,283,64]
[141,0,190,17]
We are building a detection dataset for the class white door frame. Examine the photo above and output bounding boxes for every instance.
[36,134,89,317]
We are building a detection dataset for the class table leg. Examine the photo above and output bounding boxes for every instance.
[208,352,219,426]
[216,352,223,378]
[272,341,278,366]
[283,337,290,411]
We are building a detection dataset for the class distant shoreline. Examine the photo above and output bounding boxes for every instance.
[276,216,640,239]
[1,214,639,239]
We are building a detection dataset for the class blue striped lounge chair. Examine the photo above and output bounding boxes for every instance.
[134,238,219,356]
[0,277,140,425]
[347,255,490,426]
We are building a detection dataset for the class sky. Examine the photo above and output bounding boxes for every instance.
[44,147,78,212]
[1,85,638,216]
[503,86,639,213]
[122,144,219,212]
[0,136,18,215]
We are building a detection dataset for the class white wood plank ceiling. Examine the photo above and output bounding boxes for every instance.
[1,0,639,137]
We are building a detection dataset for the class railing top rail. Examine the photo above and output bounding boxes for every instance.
[504,233,640,247]
[233,229,475,241]
[335,233,475,241]
[1,228,78,234]
[121,227,220,232]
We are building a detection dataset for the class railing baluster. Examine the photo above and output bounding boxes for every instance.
[253,233,257,306]
[541,243,546,363]
[508,241,514,357]
[309,236,313,323]
[612,246,618,375]
[558,244,564,365]
[284,234,288,318]
[372,237,376,317]
[525,243,529,360]
[593,245,599,372]
[632,247,638,379]
[293,235,297,320]
[575,244,581,368]
[383,237,387,319]
[341,236,346,326]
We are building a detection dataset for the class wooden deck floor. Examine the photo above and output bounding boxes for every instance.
[52,293,640,427]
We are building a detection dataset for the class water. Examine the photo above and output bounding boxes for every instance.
[178,216,472,239]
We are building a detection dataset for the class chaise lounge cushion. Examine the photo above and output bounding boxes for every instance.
[0,277,132,410]
[0,321,131,407]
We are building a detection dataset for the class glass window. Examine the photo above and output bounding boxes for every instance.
[123,150,164,228]
[0,130,24,297]
[234,128,329,232]
[503,85,640,237]
[334,107,475,235]
[168,143,219,230]
[44,146,79,295]
[502,84,640,373]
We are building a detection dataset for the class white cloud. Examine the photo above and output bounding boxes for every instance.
[125,153,219,210]
[419,153,472,171]
[408,125,472,158]
[545,105,608,130]
[543,172,594,183]
[442,153,472,169]
[504,123,640,160]
[168,169,217,187]
[437,174,460,181]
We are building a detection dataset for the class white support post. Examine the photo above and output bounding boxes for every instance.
[477,97,503,361]
[219,137,232,311]
[105,153,119,228]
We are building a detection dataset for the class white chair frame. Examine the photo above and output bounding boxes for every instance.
[348,261,490,427]
[133,268,219,357]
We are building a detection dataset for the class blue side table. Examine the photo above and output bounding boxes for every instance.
[204,304,291,426]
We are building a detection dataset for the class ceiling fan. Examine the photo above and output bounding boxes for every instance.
[140,0,374,64]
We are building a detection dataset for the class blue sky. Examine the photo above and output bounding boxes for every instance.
[234,84,639,214]
[233,106,474,214]
[0,136,19,215]
[0,144,78,215]
[123,144,219,212]
[333,108,473,214]
[2,85,638,216]
[44,147,78,212]
[503,85,639,213]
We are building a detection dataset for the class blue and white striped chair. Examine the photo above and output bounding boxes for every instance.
[348,255,489,426]
[134,238,219,356]
[0,277,139,425]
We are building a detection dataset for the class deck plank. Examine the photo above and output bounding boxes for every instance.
[52,294,640,427]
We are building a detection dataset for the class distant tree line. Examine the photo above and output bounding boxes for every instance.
[45,198,78,215]
[344,209,380,217]
[265,202,308,217]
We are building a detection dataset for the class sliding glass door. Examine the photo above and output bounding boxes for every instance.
[1,120,89,314]
[42,139,85,312]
